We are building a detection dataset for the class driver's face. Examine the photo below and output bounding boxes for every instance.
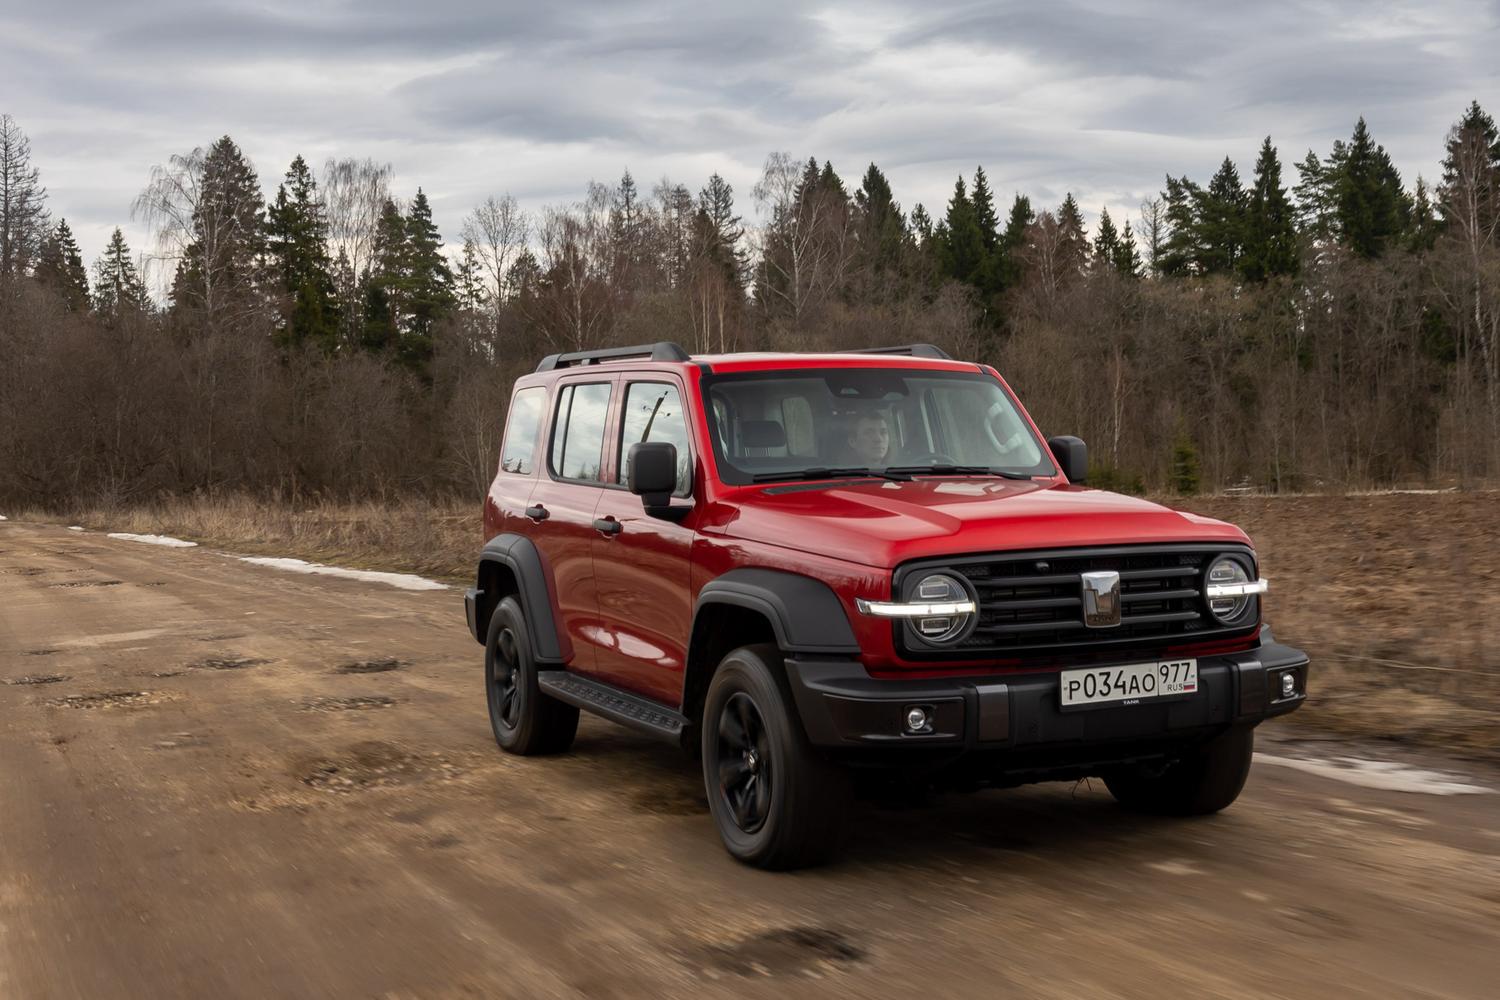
[849,417,890,465]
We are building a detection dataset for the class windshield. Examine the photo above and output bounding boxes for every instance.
[703,368,1055,485]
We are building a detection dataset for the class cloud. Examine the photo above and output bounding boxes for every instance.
[1,0,1495,269]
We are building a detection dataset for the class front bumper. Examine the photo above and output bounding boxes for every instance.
[786,626,1308,752]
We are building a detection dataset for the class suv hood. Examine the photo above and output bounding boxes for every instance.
[717,479,1249,568]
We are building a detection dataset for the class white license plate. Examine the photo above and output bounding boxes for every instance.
[1059,659,1198,710]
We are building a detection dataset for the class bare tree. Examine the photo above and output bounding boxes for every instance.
[0,114,49,284]
[752,152,856,330]
[532,183,613,351]
[460,194,530,308]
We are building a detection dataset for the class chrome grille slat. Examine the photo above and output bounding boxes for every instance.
[895,544,1256,660]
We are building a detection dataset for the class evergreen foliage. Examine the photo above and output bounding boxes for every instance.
[34,218,89,310]
[1241,138,1299,281]
[92,228,149,317]
[266,155,339,351]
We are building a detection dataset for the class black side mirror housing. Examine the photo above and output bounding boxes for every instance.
[1047,435,1087,485]
[627,441,679,514]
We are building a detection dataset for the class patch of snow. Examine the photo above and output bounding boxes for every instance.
[1256,754,1492,796]
[0,514,7,520]
[67,526,84,531]
[236,556,447,592]
[107,532,198,548]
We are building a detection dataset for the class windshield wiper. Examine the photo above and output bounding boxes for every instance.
[751,466,914,483]
[885,464,1036,481]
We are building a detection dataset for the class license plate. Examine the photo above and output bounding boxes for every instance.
[1059,659,1198,710]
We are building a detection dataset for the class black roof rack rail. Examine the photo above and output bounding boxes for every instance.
[535,342,692,373]
[836,344,952,360]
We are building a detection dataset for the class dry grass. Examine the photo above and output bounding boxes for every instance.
[22,495,478,585]
[18,490,1500,757]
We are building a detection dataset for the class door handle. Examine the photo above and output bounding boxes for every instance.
[592,516,622,536]
[524,505,550,522]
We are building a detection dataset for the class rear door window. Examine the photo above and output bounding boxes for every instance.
[549,382,613,483]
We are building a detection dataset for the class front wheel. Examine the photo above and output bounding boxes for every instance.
[701,644,852,869]
[486,596,578,755]
[1103,725,1255,816]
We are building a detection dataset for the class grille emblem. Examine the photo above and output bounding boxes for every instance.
[1080,571,1122,628]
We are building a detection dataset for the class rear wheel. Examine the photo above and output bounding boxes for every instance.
[486,596,578,755]
[701,644,852,869]
[1104,725,1255,816]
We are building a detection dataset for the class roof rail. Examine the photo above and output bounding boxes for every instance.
[836,344,952,360]
[535,342,692,373]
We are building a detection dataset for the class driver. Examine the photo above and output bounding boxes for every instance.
[846,410,891,467]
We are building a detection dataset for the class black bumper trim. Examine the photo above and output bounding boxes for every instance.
[786,640,1309,750]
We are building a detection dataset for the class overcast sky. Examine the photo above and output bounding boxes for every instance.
[4,0,1496,274]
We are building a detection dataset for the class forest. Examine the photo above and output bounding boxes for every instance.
[1,102,1497,505]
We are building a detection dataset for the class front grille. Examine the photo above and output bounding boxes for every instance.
[894,545,1257,660]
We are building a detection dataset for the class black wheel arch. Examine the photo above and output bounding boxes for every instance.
[682,569,859,728]
[473,533,566,665]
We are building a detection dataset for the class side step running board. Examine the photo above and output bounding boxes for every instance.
[536,671,688,744]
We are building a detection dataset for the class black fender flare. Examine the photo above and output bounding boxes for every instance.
[475,533,565,664]
[692,568,859,656]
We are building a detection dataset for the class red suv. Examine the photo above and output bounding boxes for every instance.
[464,343,1308,868]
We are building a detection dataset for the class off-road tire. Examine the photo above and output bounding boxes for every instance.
[486,596,578,755]
[701,644,852,869]
[1104,725,1255,816]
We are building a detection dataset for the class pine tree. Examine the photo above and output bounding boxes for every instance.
[1293,144,1341,241]
[171,135,266,330]
[1197,157,1247,275]
[1159,175,1204,276]
[266,155,339,351]
[970,167,1000,252]
[1335,118,1411,257]
[1408,177,1440,254]
[1057,194,1089,275]
[698,172,748,290]
[937,176,985,286]
[92,228,149,317]
[401,188,454,371]
[1241,138,1299,281]
[909,204,933,244]
[1092,206,1122,271]
[1171,433,1202,495]
[1114,220,1143,278]
[454,237,488,313]
[34,218,90,310]
[997,193,1034,289]
[0,113,49,284]
[853,162,908,291]
[360,198,406,353]
[1437,100,1500,241]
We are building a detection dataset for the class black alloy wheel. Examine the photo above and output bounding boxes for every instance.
[484,596,578,755]
[716,691,772,834]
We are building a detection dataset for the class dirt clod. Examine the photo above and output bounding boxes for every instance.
[7,674,70,686]
[193,656,270,671]
[48,690,161,709]
[301,695,397,712]
[335,658,404,674]
[692,927,865,977]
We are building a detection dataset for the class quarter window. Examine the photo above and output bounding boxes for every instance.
[617,382,692,496]
[498,387,545,475]
[550,382,613,483]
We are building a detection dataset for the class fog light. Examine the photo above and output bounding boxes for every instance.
[905,706,930,733]
[1280,672,1298,699]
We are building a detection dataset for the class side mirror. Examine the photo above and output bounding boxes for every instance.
[627,441,679,514]
[1047,435,1087,485]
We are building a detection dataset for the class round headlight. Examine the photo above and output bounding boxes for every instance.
[1206,557,1253,623]
[907,572,974,644]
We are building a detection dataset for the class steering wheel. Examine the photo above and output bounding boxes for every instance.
[905,452,959,467]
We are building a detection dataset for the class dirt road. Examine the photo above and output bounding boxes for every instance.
[2,523,1497,999]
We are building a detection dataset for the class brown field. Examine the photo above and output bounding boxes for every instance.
[20,489,1500,758]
